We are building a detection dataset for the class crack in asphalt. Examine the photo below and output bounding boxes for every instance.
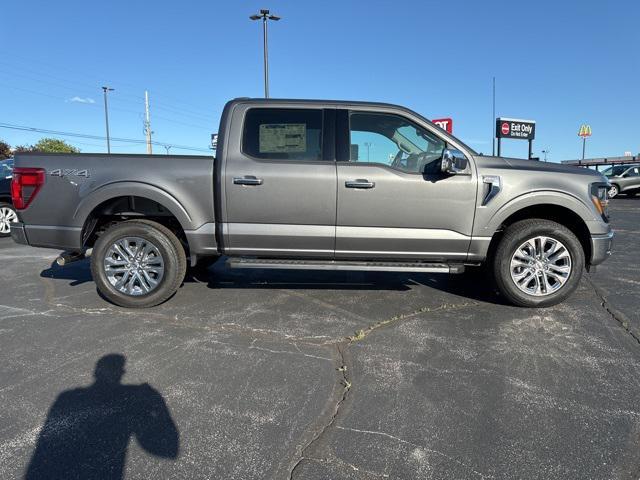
[334,426,494,479]
[303,454,391,478]
[288,342,351,480]
[587,276,640,345]
[287,300,478,479]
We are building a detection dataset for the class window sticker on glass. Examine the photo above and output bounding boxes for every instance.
[259,123,306,153]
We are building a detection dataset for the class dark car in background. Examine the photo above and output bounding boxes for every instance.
[0,158,17,237]
[602,164,640,198]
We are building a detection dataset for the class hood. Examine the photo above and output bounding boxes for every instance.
[474,156,607,181]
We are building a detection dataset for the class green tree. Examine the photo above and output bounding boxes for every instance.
[0,139,11,159]
[31,138,80,153]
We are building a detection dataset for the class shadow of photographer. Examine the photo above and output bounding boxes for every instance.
[25,354,179,480]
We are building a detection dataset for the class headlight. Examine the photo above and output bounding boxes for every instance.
[590,183,609,221]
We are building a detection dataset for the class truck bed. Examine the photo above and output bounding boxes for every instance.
[13,152,216,251]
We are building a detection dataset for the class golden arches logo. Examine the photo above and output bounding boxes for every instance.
[578,124,592,138]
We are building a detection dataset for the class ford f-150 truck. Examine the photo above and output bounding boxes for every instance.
[10,98,613,308]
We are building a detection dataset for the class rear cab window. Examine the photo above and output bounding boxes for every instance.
[242,108,324,161]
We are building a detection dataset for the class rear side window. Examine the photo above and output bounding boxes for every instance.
[242,108,323,161]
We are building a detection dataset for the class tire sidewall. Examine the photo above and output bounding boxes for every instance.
[91,222,184,308]
[494,220,584,307]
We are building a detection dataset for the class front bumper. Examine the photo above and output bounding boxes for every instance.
[10,221,28,245]
[590,230,614,266]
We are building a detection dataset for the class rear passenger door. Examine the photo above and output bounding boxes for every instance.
[223,106,337,258]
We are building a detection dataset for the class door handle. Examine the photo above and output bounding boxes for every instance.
[345,179,375,189]
[233,176,263,186]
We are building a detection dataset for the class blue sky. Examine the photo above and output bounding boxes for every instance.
[0,0,638,160]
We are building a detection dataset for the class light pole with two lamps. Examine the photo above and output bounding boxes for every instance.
[250,9,281,98]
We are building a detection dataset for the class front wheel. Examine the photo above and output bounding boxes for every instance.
[0,202,18,238]
[492,219,584,307]
[608,184,619,198]
[91,220,187,308]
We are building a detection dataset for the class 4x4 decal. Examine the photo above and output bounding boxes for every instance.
[49,168,90,178]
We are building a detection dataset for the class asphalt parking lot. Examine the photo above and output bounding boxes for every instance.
[1,199,639,480]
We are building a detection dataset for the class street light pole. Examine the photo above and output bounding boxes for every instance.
[101,86,114,153]
[250,9,281,98]
[542,149,550,162]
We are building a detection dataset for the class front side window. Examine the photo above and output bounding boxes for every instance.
[602,165,627,177]
[626,167,640,177]
[242,108,323,161]
[349,112,446,173]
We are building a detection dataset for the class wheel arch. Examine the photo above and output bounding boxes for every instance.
[77,183,193,254]
[485,201,593,267]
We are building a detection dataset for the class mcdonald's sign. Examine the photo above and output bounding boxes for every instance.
[578,124,592,138]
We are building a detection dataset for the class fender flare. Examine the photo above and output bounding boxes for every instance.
[480,190,598,236]
[74,181,193,231]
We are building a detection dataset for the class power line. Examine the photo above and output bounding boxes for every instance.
[0,122,212,153]
[0,81,214,129]
[0,59,217,121]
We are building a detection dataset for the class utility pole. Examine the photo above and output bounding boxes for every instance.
[101,86,114,153]
[164,145,171,155]
[250,9,281,98]
[144,90,153,154]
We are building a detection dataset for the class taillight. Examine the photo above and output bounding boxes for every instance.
[11,167,46,210]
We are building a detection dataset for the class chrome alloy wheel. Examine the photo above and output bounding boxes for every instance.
[608,185,619,198]
[509,236,572,297]
[0,206,17,234]
[104,237,165,296]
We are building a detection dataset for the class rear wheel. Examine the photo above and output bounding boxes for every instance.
[0,202,18,238]
[492,219,584,307]
[91,220,186,308]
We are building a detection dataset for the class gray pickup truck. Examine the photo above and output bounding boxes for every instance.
[10,98,613,308]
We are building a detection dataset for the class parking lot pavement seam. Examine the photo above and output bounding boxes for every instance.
[587,276,640,345]
[343,300,479,345]
[288,343,352,480]
[31,293,339,346]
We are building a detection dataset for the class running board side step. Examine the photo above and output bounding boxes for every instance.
[227,258,465,274]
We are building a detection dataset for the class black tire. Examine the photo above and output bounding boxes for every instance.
[0,202,18,238]
[492,219,584,307]
[91,220,187,308]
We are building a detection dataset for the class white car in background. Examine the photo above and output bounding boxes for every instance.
[0,158,17,237]
[602,164,640,198]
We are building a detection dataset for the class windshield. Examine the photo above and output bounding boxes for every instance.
[0,159,13,177]
[602,165,633,177]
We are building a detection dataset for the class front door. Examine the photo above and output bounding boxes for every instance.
[224,106,337,258]
[335,110,476,261]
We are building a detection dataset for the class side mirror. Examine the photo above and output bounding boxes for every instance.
[440,149,468,174]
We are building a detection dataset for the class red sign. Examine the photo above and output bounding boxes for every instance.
[501,122,510,135]
[432,118,453,134]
